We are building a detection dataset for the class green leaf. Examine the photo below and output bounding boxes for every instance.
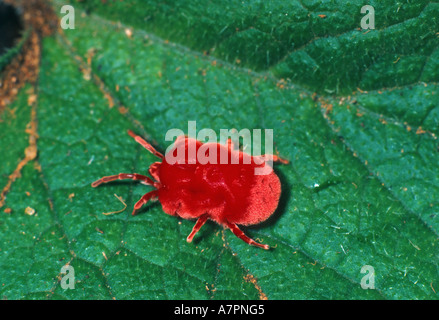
[0,0,438,300]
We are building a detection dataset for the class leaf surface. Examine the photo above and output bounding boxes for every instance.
[0,0,438,299]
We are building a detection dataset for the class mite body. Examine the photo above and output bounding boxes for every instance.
[92,130,287,249]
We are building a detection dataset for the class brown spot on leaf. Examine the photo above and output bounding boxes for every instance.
[244,273,268,300]
[1,0,58,113]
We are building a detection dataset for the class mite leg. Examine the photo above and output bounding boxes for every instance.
[127,130,164,159]
[261,154,289,164]
[91,173,155,188]
[186,215,208,243]
[225,222,269,250]
[149,162,161,182]
[132,190,158,215]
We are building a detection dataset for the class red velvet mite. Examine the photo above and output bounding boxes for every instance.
[91,130,288,249]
